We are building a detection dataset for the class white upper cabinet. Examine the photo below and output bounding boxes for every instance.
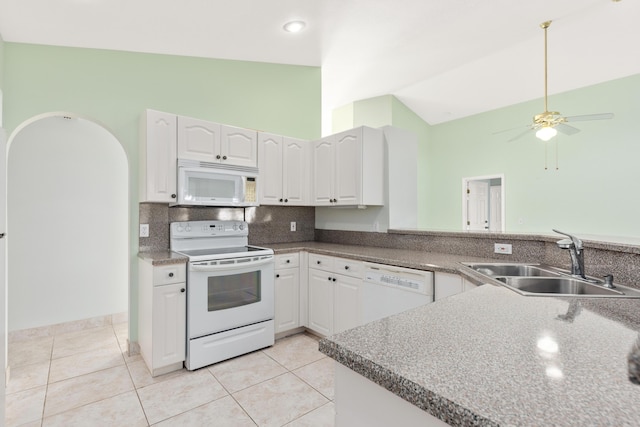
[139,109,178,203]
[258,132,310,205]
[221,125,258,168]
[178,116,257,167]
[312,126,384,206]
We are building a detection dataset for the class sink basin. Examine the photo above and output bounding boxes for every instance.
[496,277,625,297]
[462,263,561,277]
[461,262,640,298]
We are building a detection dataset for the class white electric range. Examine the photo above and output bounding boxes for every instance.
[170,220,275,370]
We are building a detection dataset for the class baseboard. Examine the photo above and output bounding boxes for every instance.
[8,311,128,343]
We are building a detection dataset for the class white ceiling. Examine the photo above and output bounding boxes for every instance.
[1,0,638,134]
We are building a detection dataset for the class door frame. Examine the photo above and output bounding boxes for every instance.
[462,174,505,232]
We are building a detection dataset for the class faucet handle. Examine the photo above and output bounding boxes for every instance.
[552,229,583,250]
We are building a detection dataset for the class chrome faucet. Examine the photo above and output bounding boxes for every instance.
[553,229,585,279]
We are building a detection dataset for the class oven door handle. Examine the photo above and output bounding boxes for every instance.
[190,256,274,272]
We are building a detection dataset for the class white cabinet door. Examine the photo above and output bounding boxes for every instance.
[282,137,309,205]
[334,275,361,334]
[308,268,334,336]
[333,129,362,206]
[177,116,221,162]
[434,272,464,301]
[274,267,300,333]
[258,132,284,205]
[152,282,186,369]
[140,110,177,202]
[312,138,335,205]
[221,125,257,167]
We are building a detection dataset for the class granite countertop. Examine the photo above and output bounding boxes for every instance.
[266,241,493,276]
[320,285,640,426]
[137,250,188,266]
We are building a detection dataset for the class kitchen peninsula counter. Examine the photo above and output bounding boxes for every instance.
[319,284,640,426]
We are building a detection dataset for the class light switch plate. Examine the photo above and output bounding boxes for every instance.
[290,221,296,232]
[494,243,512,254]
[139,224,150,238]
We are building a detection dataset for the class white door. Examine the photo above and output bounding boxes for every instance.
[144,110,177,202]
[220,125,257,167]
[274,268,300,333]
[307,268,334,336]
[490,185,502,232]
[0,127,6,421]
[177,116,221,162]
[333,129,361,205]
[152,283,186,367]
[467,181,489,231]
[282,137,308,205]
[312,138,334,205]
[258,133,283,205]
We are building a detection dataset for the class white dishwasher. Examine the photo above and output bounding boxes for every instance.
[362,263,434,323]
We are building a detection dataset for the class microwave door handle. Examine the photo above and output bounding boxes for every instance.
[190,256,273,272]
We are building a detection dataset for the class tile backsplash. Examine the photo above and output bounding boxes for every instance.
[138,203,315,251]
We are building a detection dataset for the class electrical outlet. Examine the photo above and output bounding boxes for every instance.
[139,224,150,238]
[494,243,512,255]
[290,221,297,232]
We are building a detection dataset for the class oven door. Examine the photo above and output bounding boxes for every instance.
[187,255,274,338]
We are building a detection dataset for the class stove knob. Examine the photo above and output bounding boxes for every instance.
[177,225,184,232]
[185,224,191,232]
[239,224,245,231]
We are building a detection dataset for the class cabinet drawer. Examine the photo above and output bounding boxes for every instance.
[309,253,334,272]
[334,257,363,278]
[153,264,186,285]
[275,253,300,269]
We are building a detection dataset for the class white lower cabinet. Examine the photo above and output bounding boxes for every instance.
[307,254,362,337]
[274,253,300,334]
[138,259,186,377]
[435,272,478,301]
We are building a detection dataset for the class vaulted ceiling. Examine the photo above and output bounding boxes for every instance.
[1,0,638,133]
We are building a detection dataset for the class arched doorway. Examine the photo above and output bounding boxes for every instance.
[7,113,128,339]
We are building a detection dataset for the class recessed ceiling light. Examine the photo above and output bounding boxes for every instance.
[283,20,306,33]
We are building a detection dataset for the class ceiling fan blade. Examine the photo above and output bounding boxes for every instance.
[492,124,531,135]
[564,113,614,122]
[556,123,581,136]
[507,128,534,142]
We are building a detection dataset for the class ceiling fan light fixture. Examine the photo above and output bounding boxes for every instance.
[536,126,558,142]
[283,20,306,33]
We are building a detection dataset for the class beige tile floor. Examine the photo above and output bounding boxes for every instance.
[5,323,335,426]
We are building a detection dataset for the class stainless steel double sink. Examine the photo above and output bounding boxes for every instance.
[461,262,640,298]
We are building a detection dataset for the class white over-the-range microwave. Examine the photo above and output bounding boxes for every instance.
[175,159,259,207]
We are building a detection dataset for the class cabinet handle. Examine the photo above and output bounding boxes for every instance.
[286,259,290,263]
[216,155,221,159]
[317,260,321,265]
[168,272,174,277]
[332,278,337,282]
[284,199,288,203]
[344,266,349,270]
[171,194,177,199]
[276,274,280,278]
[327,277,332,281]
[279,198,283,202]
[222,155,227,160]
[180,288,185,293]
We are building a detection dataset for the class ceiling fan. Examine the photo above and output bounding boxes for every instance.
[505,20,614,143]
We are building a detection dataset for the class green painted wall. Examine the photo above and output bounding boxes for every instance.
[426,73,640,237]
[3,42,321,340]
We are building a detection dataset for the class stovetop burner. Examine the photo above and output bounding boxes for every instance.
[170,220,273,261]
